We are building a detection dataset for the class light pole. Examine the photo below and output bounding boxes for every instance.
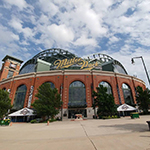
[131,56,150,85]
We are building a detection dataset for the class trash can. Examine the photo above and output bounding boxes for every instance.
[130,113,139,119]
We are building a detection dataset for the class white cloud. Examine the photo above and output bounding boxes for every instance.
[9,17,34,39]
[74,35,97,46]
[137,0,150,13]
[11,34,19,41]
[47,24,74,43]
[19,41,29,45]
[38,0,59,16]
[4,0,28,10]
[23,27,34,39]
[108,36,120,44]
[58,0,107,38]
[0,25,18,44]
[9,17,23,32]
[38,14,50,25]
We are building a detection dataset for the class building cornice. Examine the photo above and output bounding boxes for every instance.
[0,70,145,85]
[91,70,115,76]
[36,70,63,77]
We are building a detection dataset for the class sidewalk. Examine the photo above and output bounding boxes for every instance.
[0,115,150,150]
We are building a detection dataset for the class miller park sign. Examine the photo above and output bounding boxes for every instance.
[53,57,98,70]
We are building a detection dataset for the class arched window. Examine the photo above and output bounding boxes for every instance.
[43,81,55,89]
[99,81,112,95]
[69,81,86,108]
[13,84,27,110]
[122,83,134,105]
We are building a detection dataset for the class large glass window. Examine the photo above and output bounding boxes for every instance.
[99,81,112,94]
[69,81,86,108]
[122,83,134,105]
[13,85,27,110]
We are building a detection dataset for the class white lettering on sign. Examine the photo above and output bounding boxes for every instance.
[27,86,34,107]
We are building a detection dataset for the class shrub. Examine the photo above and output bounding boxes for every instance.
[30,119,37,123]
[49,118,57,122]
[99,115,119,119]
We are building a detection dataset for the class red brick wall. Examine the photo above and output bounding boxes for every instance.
[0,70,146,109]
[0,60,21,81]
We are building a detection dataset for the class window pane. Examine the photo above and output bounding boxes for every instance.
[122,83,134,105]
[13,85,27,110]
[99,81,112,95]
[69,81,86,108]
[7,70,14,78]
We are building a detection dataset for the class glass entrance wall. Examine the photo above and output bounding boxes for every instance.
[13,84,27,110]
[69,81,86,108]
[99,81,112,94]
[122,83,134,105]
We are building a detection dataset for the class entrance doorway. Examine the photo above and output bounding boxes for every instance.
[68,109,87,118]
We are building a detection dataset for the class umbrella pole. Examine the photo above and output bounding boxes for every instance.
[123,111,125,117]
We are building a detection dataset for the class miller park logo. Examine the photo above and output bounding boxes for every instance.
[54,57,98,70]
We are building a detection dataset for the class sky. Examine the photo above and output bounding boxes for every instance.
[0,0,150,87]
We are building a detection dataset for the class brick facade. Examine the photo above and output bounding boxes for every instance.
[0,70,146,118]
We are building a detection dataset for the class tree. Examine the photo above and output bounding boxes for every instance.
[136,86,150,114]
[32,83,62,120]
[0,89,12,119]
[92,85,117,117]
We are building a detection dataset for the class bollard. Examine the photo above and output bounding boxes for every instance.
[47,120,49,126]
[9,122,12,126]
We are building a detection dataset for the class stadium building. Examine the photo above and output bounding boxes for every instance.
[0,48,146,119]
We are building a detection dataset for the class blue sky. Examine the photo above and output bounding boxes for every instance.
[0,0,150,87]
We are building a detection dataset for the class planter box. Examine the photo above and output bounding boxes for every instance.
[130,113,139,119]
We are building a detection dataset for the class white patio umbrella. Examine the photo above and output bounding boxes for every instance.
[8,107,35,117]
[117,103,137,116]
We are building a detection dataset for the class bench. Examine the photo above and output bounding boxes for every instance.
[146,121,150,131]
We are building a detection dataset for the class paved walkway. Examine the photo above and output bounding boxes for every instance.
[0,115,150,150]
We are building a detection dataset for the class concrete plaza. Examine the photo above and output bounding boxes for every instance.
[0,115,150,150]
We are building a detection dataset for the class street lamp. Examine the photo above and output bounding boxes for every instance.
[131,56,150,85]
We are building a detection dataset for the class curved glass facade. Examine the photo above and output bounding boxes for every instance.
[122,83,134,105]
[19,48,128,75]
[99,81,112,94]
[114,64,127,74]
[19,48,76,74]
[20,64,36,74]
[13,84,27,110]
[69,81,86,108]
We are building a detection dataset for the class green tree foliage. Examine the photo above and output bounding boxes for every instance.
[32,83,62,120]
[136,86,150,114]
[92,85,117,117]
[0,89,12,119]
